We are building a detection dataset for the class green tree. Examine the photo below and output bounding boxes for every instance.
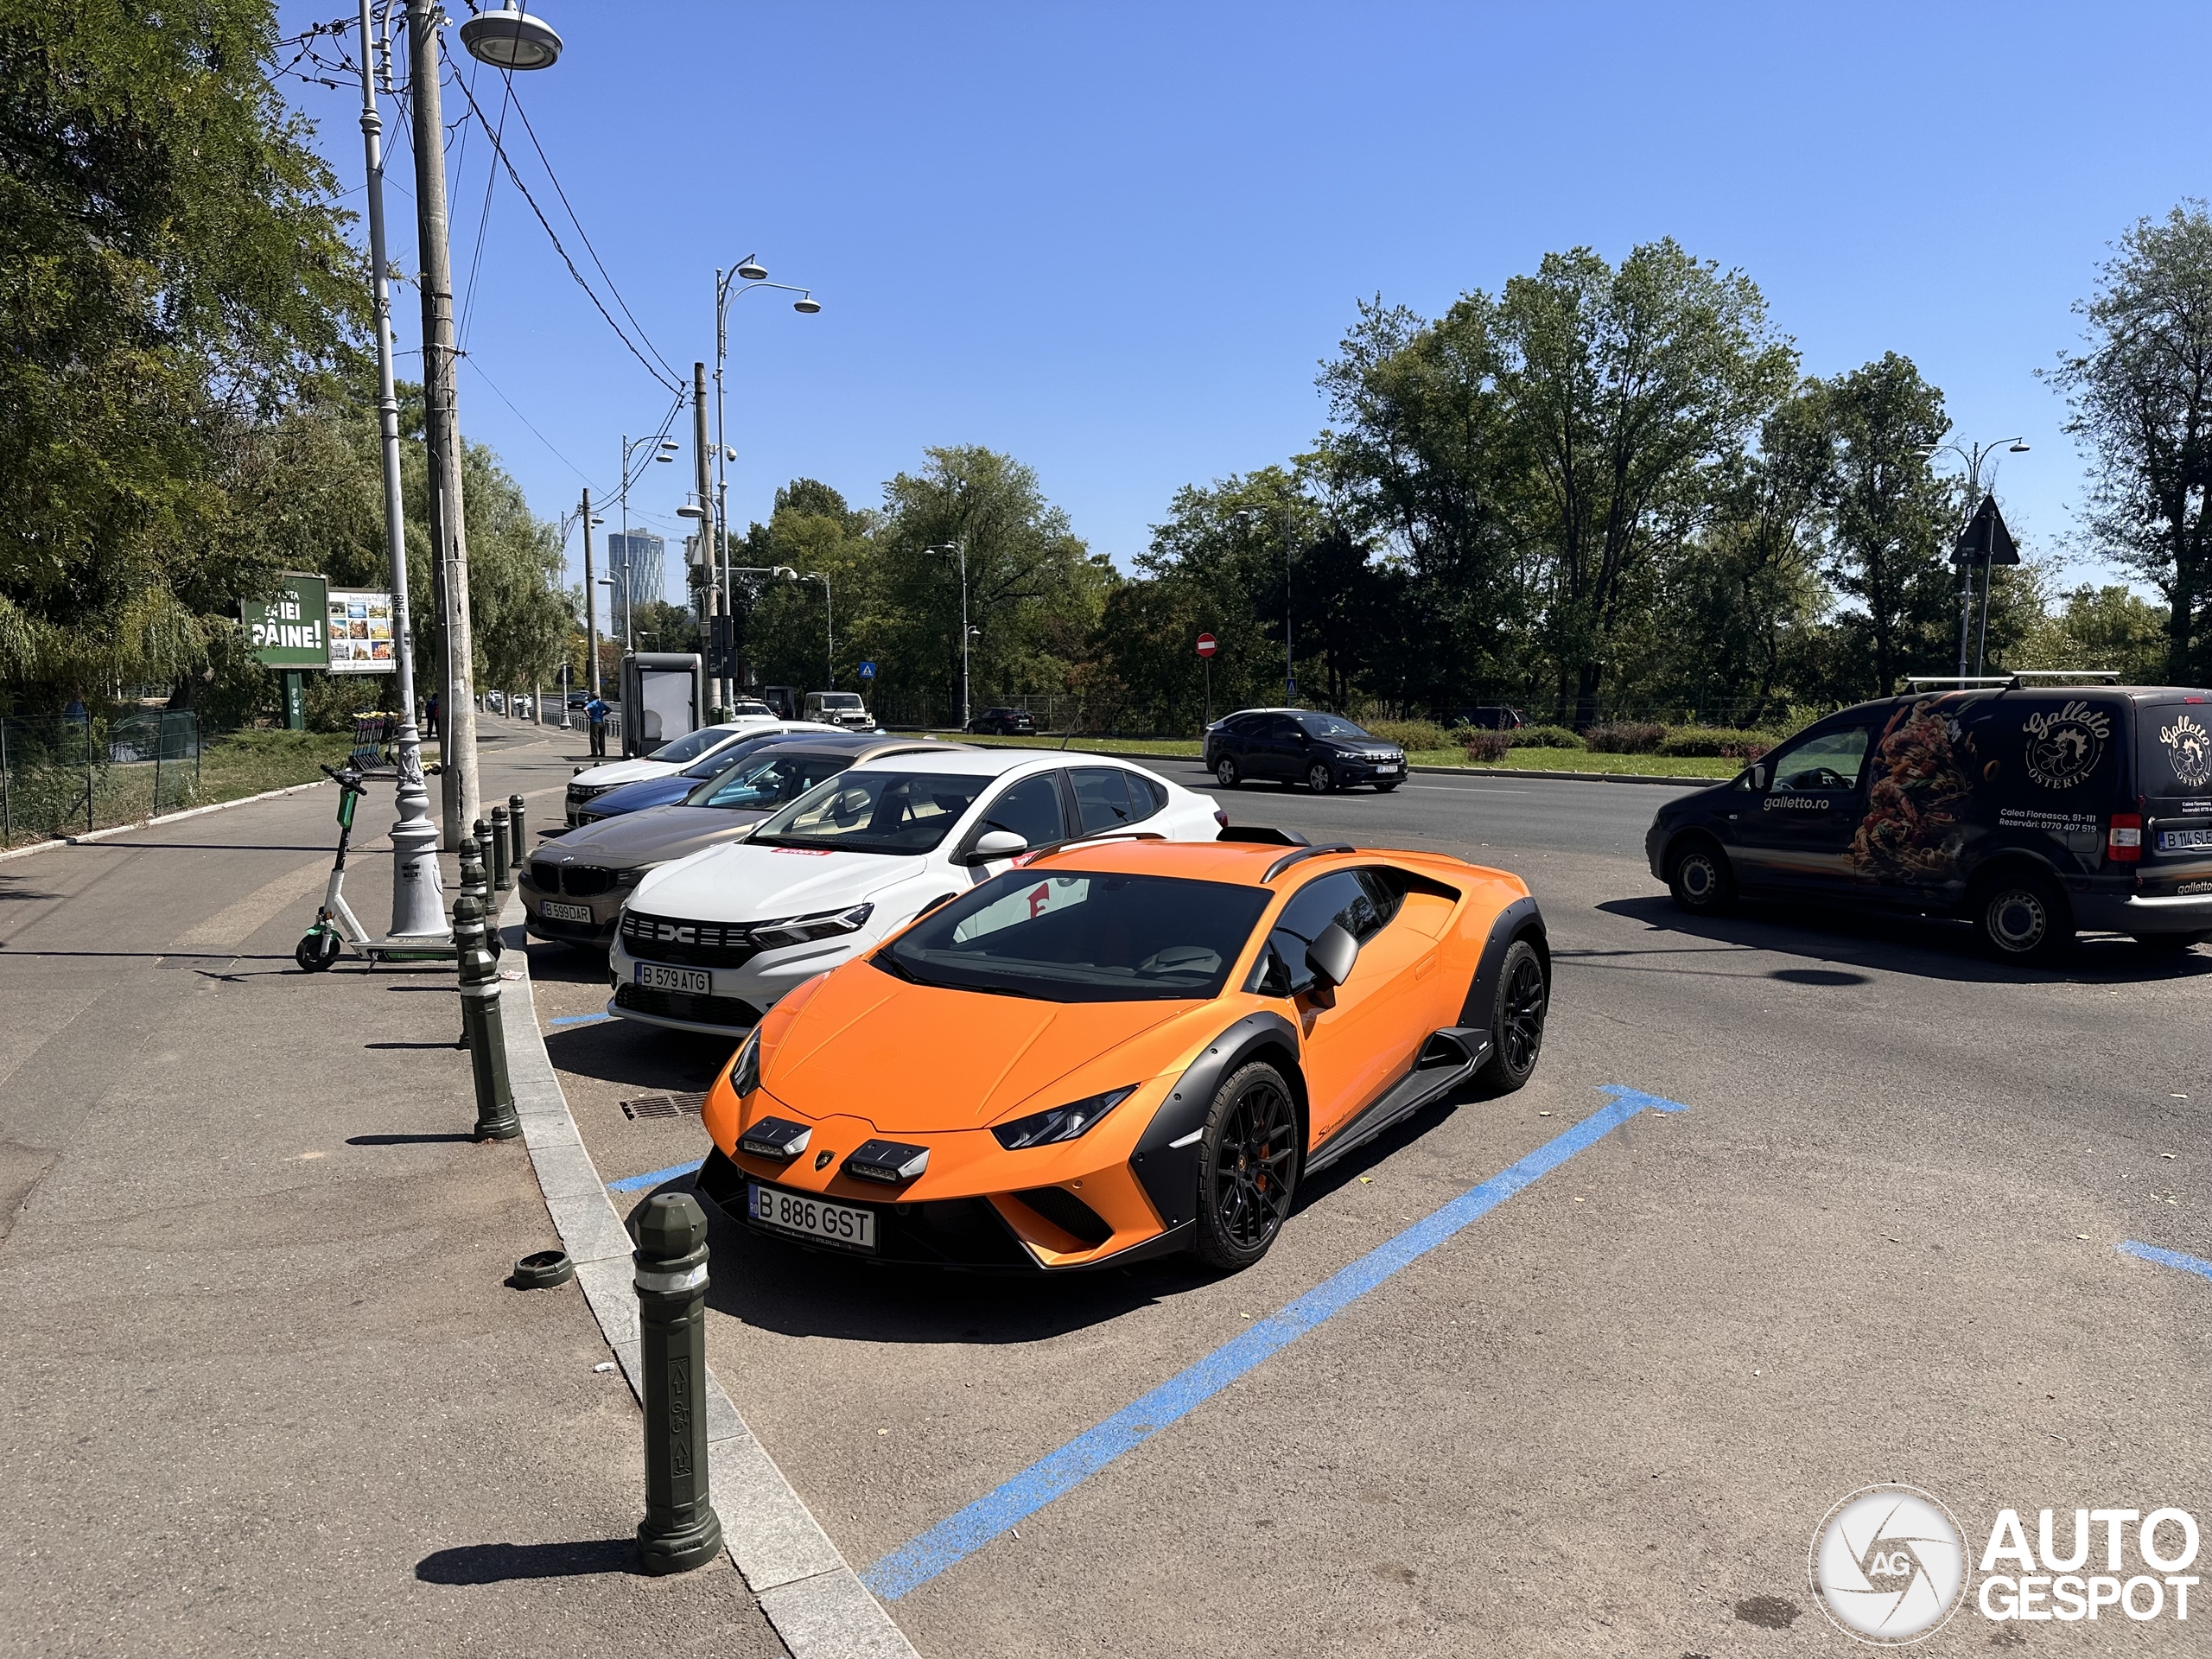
[0,0,361,709]
[1494,241,1799,722]
[2049,203,2212,681]
[1808,354,1955,696]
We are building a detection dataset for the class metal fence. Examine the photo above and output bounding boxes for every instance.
[1,710,202,849]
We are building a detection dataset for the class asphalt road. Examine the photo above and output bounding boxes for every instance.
[538,760,2212,1657]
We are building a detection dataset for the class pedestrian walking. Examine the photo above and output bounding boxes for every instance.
[586,694,609,758]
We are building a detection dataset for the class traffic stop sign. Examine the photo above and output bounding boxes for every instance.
[1196,632,1217,658]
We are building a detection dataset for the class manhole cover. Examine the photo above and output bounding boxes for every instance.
[620,1092,707,1121]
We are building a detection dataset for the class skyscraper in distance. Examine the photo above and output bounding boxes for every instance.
[603,529,665,644]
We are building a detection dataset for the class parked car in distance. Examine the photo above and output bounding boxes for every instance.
[563,717,842,823]
[1205,709,1408,793]
[758,686,798,720]
[728,700,774,717]
[804,690,877,731]
[484,690,505,714]
[1452,706,1525,731]
[968,707,1037,736]
[607,749,1224,1037]
[524,734,958,949]
[572,723,881,825]
[1646,675,2212,963]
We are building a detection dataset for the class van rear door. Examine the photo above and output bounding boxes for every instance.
[2140,697,2212,887]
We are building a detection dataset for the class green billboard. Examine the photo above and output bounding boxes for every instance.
[243,574,331,668]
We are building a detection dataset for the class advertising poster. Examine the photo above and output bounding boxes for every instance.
[241,574,331,667]
[326,588,397,674]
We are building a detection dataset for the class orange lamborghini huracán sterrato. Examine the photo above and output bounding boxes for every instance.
[696,833,1550,1273]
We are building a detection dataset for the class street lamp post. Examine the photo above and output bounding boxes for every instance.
[712,259,821,712]
[352,0,443,938]
[616,432,677,658]
[1925,436,2031,677]
[925,543,972,728]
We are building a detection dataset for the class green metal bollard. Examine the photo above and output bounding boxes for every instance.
[490,805,512,891]
[454,893,518,1141]
[507,793,526,870]
[455,836,491,1047]
[633,1192,723,1574]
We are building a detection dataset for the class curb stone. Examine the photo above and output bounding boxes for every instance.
[497,896,921,1659]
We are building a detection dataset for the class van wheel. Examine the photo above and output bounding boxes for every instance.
[1973,869,2074,964]
[1667,837,1736,915]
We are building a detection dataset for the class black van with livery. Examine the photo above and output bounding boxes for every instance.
[1644,677,2212,963]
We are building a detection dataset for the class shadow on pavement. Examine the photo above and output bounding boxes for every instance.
[1586,894,2212,986]
[546,1021,734,1090]
[348,1132,478,1146]
[415,1538,645,1584]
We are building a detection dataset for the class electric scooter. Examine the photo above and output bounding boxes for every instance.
[295,762,478,970]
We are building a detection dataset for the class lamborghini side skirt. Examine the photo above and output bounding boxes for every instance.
[1303,1026,1491,1178]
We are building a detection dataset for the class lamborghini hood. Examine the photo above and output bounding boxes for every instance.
[761,960,1205,1135]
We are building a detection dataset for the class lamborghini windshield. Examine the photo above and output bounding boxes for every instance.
[880,870,1269,1002]
[748,770,989,855]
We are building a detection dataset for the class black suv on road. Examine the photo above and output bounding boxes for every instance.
[968,707,1037,736]
[1645,679,2212,963]
[1205,709,1408,793]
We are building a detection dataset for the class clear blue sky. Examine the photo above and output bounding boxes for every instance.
[277,1,2209,600]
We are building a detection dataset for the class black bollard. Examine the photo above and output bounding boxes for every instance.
[507,793,526,870]
[490,805,512,891]
[454,893,519,1141]
[455,836,490,1046]
[460,830,501,960]
[633,1192,723,1574]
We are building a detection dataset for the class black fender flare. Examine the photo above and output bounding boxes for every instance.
[1129,1011,1303,1230]
[1459,895,1549,1038]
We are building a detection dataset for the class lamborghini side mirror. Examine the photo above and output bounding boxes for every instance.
[1303,922,1358,1007]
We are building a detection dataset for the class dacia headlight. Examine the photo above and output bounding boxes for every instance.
[990,1085,1139,1151]
[730,1029,761,1098]
[750,902,873,949]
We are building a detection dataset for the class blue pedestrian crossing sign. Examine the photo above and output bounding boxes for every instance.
[857,660,877,681]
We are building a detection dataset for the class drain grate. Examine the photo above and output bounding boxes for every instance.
[620,1091,707,1121]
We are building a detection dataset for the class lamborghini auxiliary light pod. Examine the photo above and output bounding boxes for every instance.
[844,1140,930,1185]
[739,1116,811,1160]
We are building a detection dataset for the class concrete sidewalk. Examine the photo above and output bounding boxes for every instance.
[0,730,787,1657]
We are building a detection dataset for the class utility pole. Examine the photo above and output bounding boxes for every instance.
[354,0,443,938]
[406,0,479,849]
[692,362,719,709]
[582,486,601,699]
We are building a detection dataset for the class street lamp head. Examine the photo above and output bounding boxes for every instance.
[458,4,563,70]
[659,438,679,451]
[653,453,673,462]
[736,260,769,283]
[772,565,798,580]
[792,293,822,315]
[676,503,709,519]
[2009,440,2031,453]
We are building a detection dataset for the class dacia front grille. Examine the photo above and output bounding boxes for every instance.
[621,909,760,969]
[614,982,762,1028]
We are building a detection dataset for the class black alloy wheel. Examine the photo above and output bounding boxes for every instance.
[1194,1060,1300,1271]
[1973,868,2074,964]
[1476,938,1548,1094]
[1306,761,1334,794]
[1667,837,1736,915]
[1216,756,1241,789]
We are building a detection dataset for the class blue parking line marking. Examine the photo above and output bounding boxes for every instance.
[548,1012,612,1027]
[607,1159,704,1193]
[861,1082,1689,1601]
[2119,1239,2212,1283]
